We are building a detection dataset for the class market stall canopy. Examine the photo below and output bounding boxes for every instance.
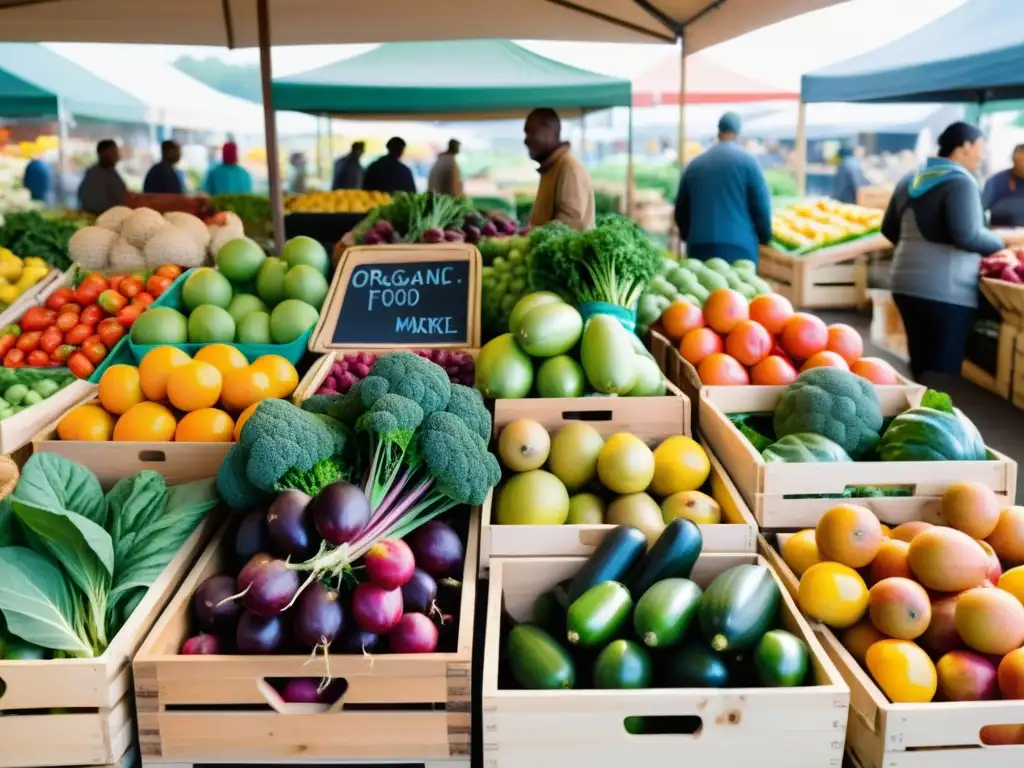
[744,103,962,140]
[273,40,629,120]
[0,0,846,52]
[801,0,1024,104]
[0,42,146,123]
[632,53,797,107]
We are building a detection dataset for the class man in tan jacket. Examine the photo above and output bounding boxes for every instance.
[525,109,595,231]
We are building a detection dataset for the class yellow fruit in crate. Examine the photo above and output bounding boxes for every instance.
[195,344,249,378]
[175,408,235,442]
[98,364,144,415]
[233,401,261,441]
[58,404,115,441]
[798,562,868,628]
[597,433,655,495]
[113,402,177,441]
[166,361,223,412]
[250,354,299,398]
[649,435,710,496]
[865,639,937,703]
[661,490,720,525]
[781,529,821,577]
[139,346,192,402]
[999,566,1024,605]
[221,367,274,412]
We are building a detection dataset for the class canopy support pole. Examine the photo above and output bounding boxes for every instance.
[677,39,686,170]
[795,100,807,197]
[56,97,68,208]
[315,115,322,186]
[327,116,334,187]
[626,105,635,218]
[257,0,285,255]
[580,112,586,165]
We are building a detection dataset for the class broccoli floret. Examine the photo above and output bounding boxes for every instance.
[359,375,391,409]
[328,380,369,426]
[216,442,273,511]
[365,351,451,415]
[302,393,341,415]
[773,368,883,459]
[356,393,424,508]
[277,455,346,496]
[418,411,501,506]
[313,414,353,456]
[445,383,491,442]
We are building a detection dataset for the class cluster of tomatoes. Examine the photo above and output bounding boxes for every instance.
[0,265,182,379]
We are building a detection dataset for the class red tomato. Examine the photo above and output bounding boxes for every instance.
[97,317,125,348]
[45,287,75,312]
[74,282,102,306]
[96,289,127,315]
[39,326,63,354]
[64,324,93,345]
[4,349,25,368]
[132,292,155,309]
[80,305,105,327]
[59,302,81,316]
[55,312,79,333]
[50,344,75,363]
[119,276,144,298]
[81,335,107,365]
[146,275,173,298]
[108,274,126,292]
[117,304,143,328]
[67,351,95,379]
[0,334,15,358]
[19,306,57,332]
[26,349,50,367]
[154,264,182,279]
[80,273,108,291]
[15,331,41,352]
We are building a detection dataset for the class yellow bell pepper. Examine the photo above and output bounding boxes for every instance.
[0,285,18,305]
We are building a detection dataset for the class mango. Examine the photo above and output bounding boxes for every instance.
[907,527,990,592]
[514,302,582,358]
[865,639,936,703]
[997,647,1024,699]
[867,577,931,640]
[936,650,999,701]
[889,520,933,543]
[954,587,1024,656]
[940,482,1000,539]
[919,594,963,658]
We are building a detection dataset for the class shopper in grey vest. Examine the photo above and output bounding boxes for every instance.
[881,123,1011,381]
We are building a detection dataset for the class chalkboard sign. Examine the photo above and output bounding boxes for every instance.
[311,245,481,351]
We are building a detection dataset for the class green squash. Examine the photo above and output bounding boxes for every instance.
[878,407,987,462]
[762,433,853,463]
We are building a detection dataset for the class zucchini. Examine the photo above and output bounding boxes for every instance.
[754,629,809,687]
[506,624,576,690]
[566,581,633,647]
[593,639,652,689]
[625,519,703,599]
[633,578,702,648]
[531,579,573,636]
[663,641,729,688]
[568,525,647,602]
[698,564,780,652]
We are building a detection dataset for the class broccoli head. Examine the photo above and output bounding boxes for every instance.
[301,393,341,415]
[328,380,370,426]
[418,410,501,507]
[773,368,883,459]
[445,383,491,442]
[364,351,451,415]
[216,442,273,511]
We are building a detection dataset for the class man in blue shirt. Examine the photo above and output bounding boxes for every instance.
[674,112,772,265]
[22,155,51,203]
[983,145,1024,228]
[143,140,185,195]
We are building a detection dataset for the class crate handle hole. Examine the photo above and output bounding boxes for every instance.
[980,724,1024,746]
[623,715,703,737]
[561,410,613,422]
[0,677,5,701]
[137,450,167,463]
[259,677,348,714]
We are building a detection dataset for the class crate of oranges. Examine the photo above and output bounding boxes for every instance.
[32,343,299,486]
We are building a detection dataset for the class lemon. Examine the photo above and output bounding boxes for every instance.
[781,529,822,577]
[649,435,710,496]
[597,433,655,495]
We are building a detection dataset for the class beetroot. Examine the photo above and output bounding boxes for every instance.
[244,560,300,617]
[234,510,270,567]
[181,633,222,655]
[339,627,380,654]
[351,583,403,633]
[280,678,322,703]
[193,575,242,633]
[293,581,345,648]
[236,612,285,654]
[266,490,316,560]
[238,553,273,592]
[422,227,445,244]
[407,521,465,578]
[402,568,438,614]
[311,482,370,545]
[364,539,416,591]
[388,613,439,654]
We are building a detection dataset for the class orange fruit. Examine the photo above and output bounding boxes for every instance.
[780,529,820,577]
[659,300,704,343]
[750,355,798,385]
[139,346,192,402]
[779,312,828,362]
[57,404,115,441]
[998,565,1024,605]
[724,320,772,367]
[981,725,1024,746]
[113,402,177,441]
[889,520,933,543]
[998,647,1024,699]
[175,408,235,442]
[826,323,864,365]
[815,503,884,568]
[850,357,900,385]
[251,354,299,399]
[703,289,749,335]
[865,639,937,703]
[221,367,274,413]
[233,401,261,441]
[166,360,223,412]
[98,364,144,415]
[800,350,850,372]
[841,620,887,666]
[987,506,1024,565]
[798,561,868,628]
[748,293,794,336]
[194,344,249,378]
[697,353,749,386]
[679,327,723,366]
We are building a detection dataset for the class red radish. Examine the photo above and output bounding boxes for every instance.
[238,553,273,592]
[351,582,403,633]
[364,539,416,590]
[243,560,300,617]
[181,633,222,655]
[407,521,465,578]
[280,678,322,703]
[389,613,439,654]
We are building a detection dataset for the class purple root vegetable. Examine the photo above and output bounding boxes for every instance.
[266,490,316,560]
[464,224,481,244]
[373,220,395,237]
[293,581,345,648]
[234,510,270,567]
[236,611,286,654]
[406,521,465,578]
[351,362,370,378]
[238,553,274,592]
[401,568,438,614]
[351,583,403,634]
[481,221,498,237]
[338,627,380,655]
[364,539,416,591]
[324,374,339,391]
[315,386,336,396]
[362,230,384,245]
[443,230,465,242]
[311,482,370,546]
[181,633,222,655]
[244,560,300,617]
[422,227,445,244]
[280,678,322,703]
[389,613,439,654]
[193,575,243,633]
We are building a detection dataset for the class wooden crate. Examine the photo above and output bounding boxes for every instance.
[1014,332,1024,410]
[868,288,909,363]
[699,386,1017,529]
[962,318,1019,400]
[758,235,890,310]
[480,437,758,571]
[132,512,480,766]
[0,377,95,454]
[0,514,218,768]
[762,535,1024,768]
[0,266,65,328]
[981,276,1024,324]
[482,554,850,768]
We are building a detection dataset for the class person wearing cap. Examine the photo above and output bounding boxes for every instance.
[524,108,595,231]
[363,137,416,195]
[428,139,464,197]
[833,144,869,204]
[203,141,253,196]
[983,144,1024,228]
[882,122,1011,381]
[673,112,772,265]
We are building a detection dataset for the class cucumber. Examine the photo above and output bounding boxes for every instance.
[568,525,647,602]
[754,629,809,687]
[625,519,703,598]
[633,578,702,648]
[593,639,652,689]
[532,579,573,635]
[698,564,781,652]
[663,641,729,688]
[566,581,633,648]
[506,624,576,690]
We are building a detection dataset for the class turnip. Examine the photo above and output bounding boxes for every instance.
[351,582,403,634]
[181,633,222,655]
[481,221,498,237]
[236,611,285,654]
[266,490,316,560]
[407,521,464,578]
[364,539,416,590]
[244,560,300,617]
[280,678,321,703]
[422,227,445,244]
[362,230,384,245]
[293,581,344,648]
[234,510,270,568]
[193,575,242,633]
[444,230,465,242]
[388,613,439,654]
[401,568,438,614]
[374,220,394,237]
[311,482,370,546]
[464,225,481,244]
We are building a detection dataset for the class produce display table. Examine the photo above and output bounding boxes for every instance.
[758,233,891,310]
[284,211,365,253]
[962,277,1023,399]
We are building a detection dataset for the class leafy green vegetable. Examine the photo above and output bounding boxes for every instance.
[728,413,776,453]
[13,452,106,526]
[0,212,82,270]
